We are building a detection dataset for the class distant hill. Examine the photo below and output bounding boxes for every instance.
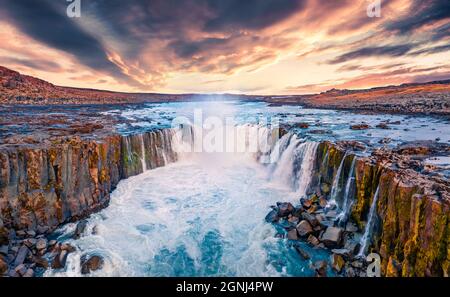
[1,66,449,116]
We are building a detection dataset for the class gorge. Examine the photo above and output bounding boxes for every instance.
[0,101,449,277]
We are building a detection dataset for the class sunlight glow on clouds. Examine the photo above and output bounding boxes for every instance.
[0,0,448,94]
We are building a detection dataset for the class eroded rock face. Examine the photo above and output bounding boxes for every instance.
[0,129,179,234]
[313,141,450,277]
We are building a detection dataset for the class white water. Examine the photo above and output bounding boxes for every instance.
[139,134,147,172]
[337,156,356,224]
[268,134,318,198]
[328,152,347,207]
[45,126,325,277]
[358,185,380,257]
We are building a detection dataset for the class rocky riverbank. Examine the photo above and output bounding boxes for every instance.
[1,122,449,276]
[266,140,449,277]
[0,126,184,276]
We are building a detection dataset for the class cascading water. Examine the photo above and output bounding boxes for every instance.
[267,133,318,199]
[328,152,348,207]
[294,142,319,198]
[139,134,147,172]
[357,185,380,257]
[337,156,356,224]
[45,124,329,277]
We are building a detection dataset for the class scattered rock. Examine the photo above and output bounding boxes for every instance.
[51,250,69,269]
[32,256,49,269]
[320,227,343,248]
[277,202,294,217]
[294,122,309,129]
[81,255,104,275]
[287,229,298,240]
[265,209,279,223]
[331,248,351,258]
[14,264,28,276]
[376,123,390,129]
[319,197,328,208]
[350,124,370,130]
[73,220,88,239]
[26,230,36,237]
[0,245,8,256]
[331,253,345,273]
[36,225,50,235]
[301,212,320,227]
[313,260,328,277]
[294,245,311,260]
[296,220,313,237]
[379,137,392,144]
[0,256,7,275]
[61,243,76,253]
[307,235,320,246]
[24,238,37,248]
[23,268,34,277]
[36,238,47,251]
[14,246,29,266]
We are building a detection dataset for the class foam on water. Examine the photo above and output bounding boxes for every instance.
[45,139,332,277]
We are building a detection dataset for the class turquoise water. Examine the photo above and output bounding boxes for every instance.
[40,100,449,277]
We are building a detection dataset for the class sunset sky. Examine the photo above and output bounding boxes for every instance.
[0,0,449,94]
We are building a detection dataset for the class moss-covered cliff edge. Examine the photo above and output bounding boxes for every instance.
[0,130,177,242]
[313,141,449,276]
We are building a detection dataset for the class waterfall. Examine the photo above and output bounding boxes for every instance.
[358,185,380,257]
[328,152,348,207]
[139,134,147,172]
[295,142,319,198]
[269,133,318,197]
[337,156,356,224]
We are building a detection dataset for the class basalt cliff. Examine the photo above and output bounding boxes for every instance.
[0,126,449,277]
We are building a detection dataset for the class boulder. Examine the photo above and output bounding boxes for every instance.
[14,246,29,266]
[0,256,7,275]
[36,238,47,251]
[265,209,279,223]
[296,220,313,237]
[0,245,8,256]
[14,264,27,276]
[331,254,345,273]
[376,123,390,129]
[301,212,320,227]
[23,268,34,277]
[73,220,88,239]
[319,197,328,208]
[61,243,76,253]
[32,256,48,269]
[81,255,104,275]
[287,229,298,240]
[331,248,351,259]
[320,227,343,248]
[307,235,320,246]
[277,202,294,217]
[294,122,309,129]
[350,124,370,130]
[0,226,8,246]
[51,250,69,269]
[313,260,328,277]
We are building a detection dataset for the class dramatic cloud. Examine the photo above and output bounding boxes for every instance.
[329,44,416,64]
[0,0,448,94]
